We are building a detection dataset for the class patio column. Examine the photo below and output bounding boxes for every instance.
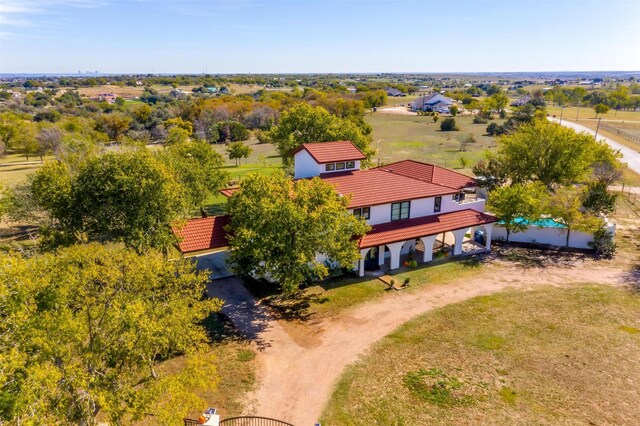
[386,241,405,270]
[451,228,468,256]
[378,245,386,266]
[484,223,494,250]
[419,235,438,262]
[359,248,370,277]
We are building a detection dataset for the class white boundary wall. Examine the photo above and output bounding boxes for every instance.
[492,220,616,249]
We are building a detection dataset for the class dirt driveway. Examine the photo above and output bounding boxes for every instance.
[209,257,634,425]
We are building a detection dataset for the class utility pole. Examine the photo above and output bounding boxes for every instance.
[594,117,602,140]
[559,105,566,124]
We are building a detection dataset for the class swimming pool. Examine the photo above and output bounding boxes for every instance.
[500,217,566,228]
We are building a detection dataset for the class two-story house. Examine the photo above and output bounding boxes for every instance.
[290,141,497,276]
[173,141,497,278]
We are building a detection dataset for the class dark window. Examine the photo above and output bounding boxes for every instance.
[434,196,442,213]
[391,201,410,221]
[346,161,355,169]
[353,207,370,220]
[335,162,346,170]
[326,163,335,171]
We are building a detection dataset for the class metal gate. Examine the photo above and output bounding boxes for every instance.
[220,416,294,426]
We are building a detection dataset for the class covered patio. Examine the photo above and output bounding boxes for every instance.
[356,209,498,276]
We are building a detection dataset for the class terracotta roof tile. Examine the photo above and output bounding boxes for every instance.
[320,168,459,209]
[359,209,497,248]
[292,141,366,164]
[377,160,475,189]
[172,215,230,253]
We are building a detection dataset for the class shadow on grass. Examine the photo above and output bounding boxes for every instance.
[494,243,594,269]
[243,276,328,322]
[621,265,640,292]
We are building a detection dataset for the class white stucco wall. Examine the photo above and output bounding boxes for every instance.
[492,222,616,249]
[294,150,325,179]
[294,149,361,179]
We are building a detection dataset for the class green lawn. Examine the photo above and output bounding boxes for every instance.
[321,284,640,425]
[366,114,501,174]
[251,256,487,320]
[547,105,640,122]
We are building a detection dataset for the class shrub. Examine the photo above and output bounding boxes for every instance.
[486,122,499,135]
[589,227,617,259]
[473,115,488,124]
[409,260,418,268]
[440,117,459,131]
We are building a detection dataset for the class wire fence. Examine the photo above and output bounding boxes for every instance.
[618,184,640,217]
[599,123,640,144]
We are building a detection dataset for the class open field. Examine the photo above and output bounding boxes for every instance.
[547,105,640,122]
[366,113,502,173]
[76,83,275,99]
[0,153,54,184]
[321,284,640,425]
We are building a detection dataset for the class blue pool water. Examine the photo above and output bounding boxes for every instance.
[501,217,566,228]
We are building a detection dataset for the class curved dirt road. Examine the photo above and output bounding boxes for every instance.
[209,260,632,425]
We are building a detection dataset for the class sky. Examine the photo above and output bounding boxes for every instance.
[0,0,639,74]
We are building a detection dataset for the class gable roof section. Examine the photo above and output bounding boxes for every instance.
[320,169,459,209]
[359,209,497,248]
[172,215,230,254]
[378,160,475,190]
[291,141,367,164]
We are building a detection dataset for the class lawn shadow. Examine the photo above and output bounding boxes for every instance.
[494,244,594,269]
[621,264,640,292]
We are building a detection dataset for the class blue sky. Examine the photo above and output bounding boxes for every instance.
[0,0,639,73]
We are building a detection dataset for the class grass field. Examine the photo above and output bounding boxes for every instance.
[547,105,640,122]
[76,83,274,100]
[366,113,502,173]
[247,257,485,321]
[0,153,54,184]
[321,284,640,425]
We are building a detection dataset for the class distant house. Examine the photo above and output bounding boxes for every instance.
[95,93,117,104]
[347,86,357,94]
[411,93,454,113]
[206,86,218,93]
[510,95,531,107]
[135,81,144,86]
[385,87,405,97]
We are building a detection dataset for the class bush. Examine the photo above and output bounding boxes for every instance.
[409,260,418,268]
[589,227,617,259]
[440,117,459,131]
[473,115,488,124]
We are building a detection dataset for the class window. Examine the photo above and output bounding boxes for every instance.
[346,161,355,169]
[335,162,346,170]
[391,201,410,221]
[325,163,335,171]
[353,207,370,220]
[434,196,442,213]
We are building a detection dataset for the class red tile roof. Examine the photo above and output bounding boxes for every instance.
[172,215,230,253]
[292,141,367,164]
[359,209,497,248]
[320,169,460,208]
[220,187,239,198]
[376,160,475,190]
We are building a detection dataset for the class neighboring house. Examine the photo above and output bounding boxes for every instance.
[94,93,117,104]
[385,87,405,97]
[510,95,531,107]
[346,86,357,94]
[411,93,454,113]
[173,141,497,278]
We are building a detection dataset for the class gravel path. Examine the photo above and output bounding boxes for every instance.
[209,261,631,425]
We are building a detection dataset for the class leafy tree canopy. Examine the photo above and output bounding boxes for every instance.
[267,103,373,167]
[227,172,370,293]
[487,182,546,241]
[0,243,221,425]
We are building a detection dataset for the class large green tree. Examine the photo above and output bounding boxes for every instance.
[496,120,618,189]
[0,243,220,425]
[162,140,230,209]
[487,183,545,242]
[227,172,370,293]
[267,103,373,167]
[31,151,190,251]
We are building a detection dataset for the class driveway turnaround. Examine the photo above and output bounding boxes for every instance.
[209,262,628,425]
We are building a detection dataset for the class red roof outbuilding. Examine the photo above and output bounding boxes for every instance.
[172,215,230,254]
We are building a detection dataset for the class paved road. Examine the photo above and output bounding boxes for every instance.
[549,117,640,175]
